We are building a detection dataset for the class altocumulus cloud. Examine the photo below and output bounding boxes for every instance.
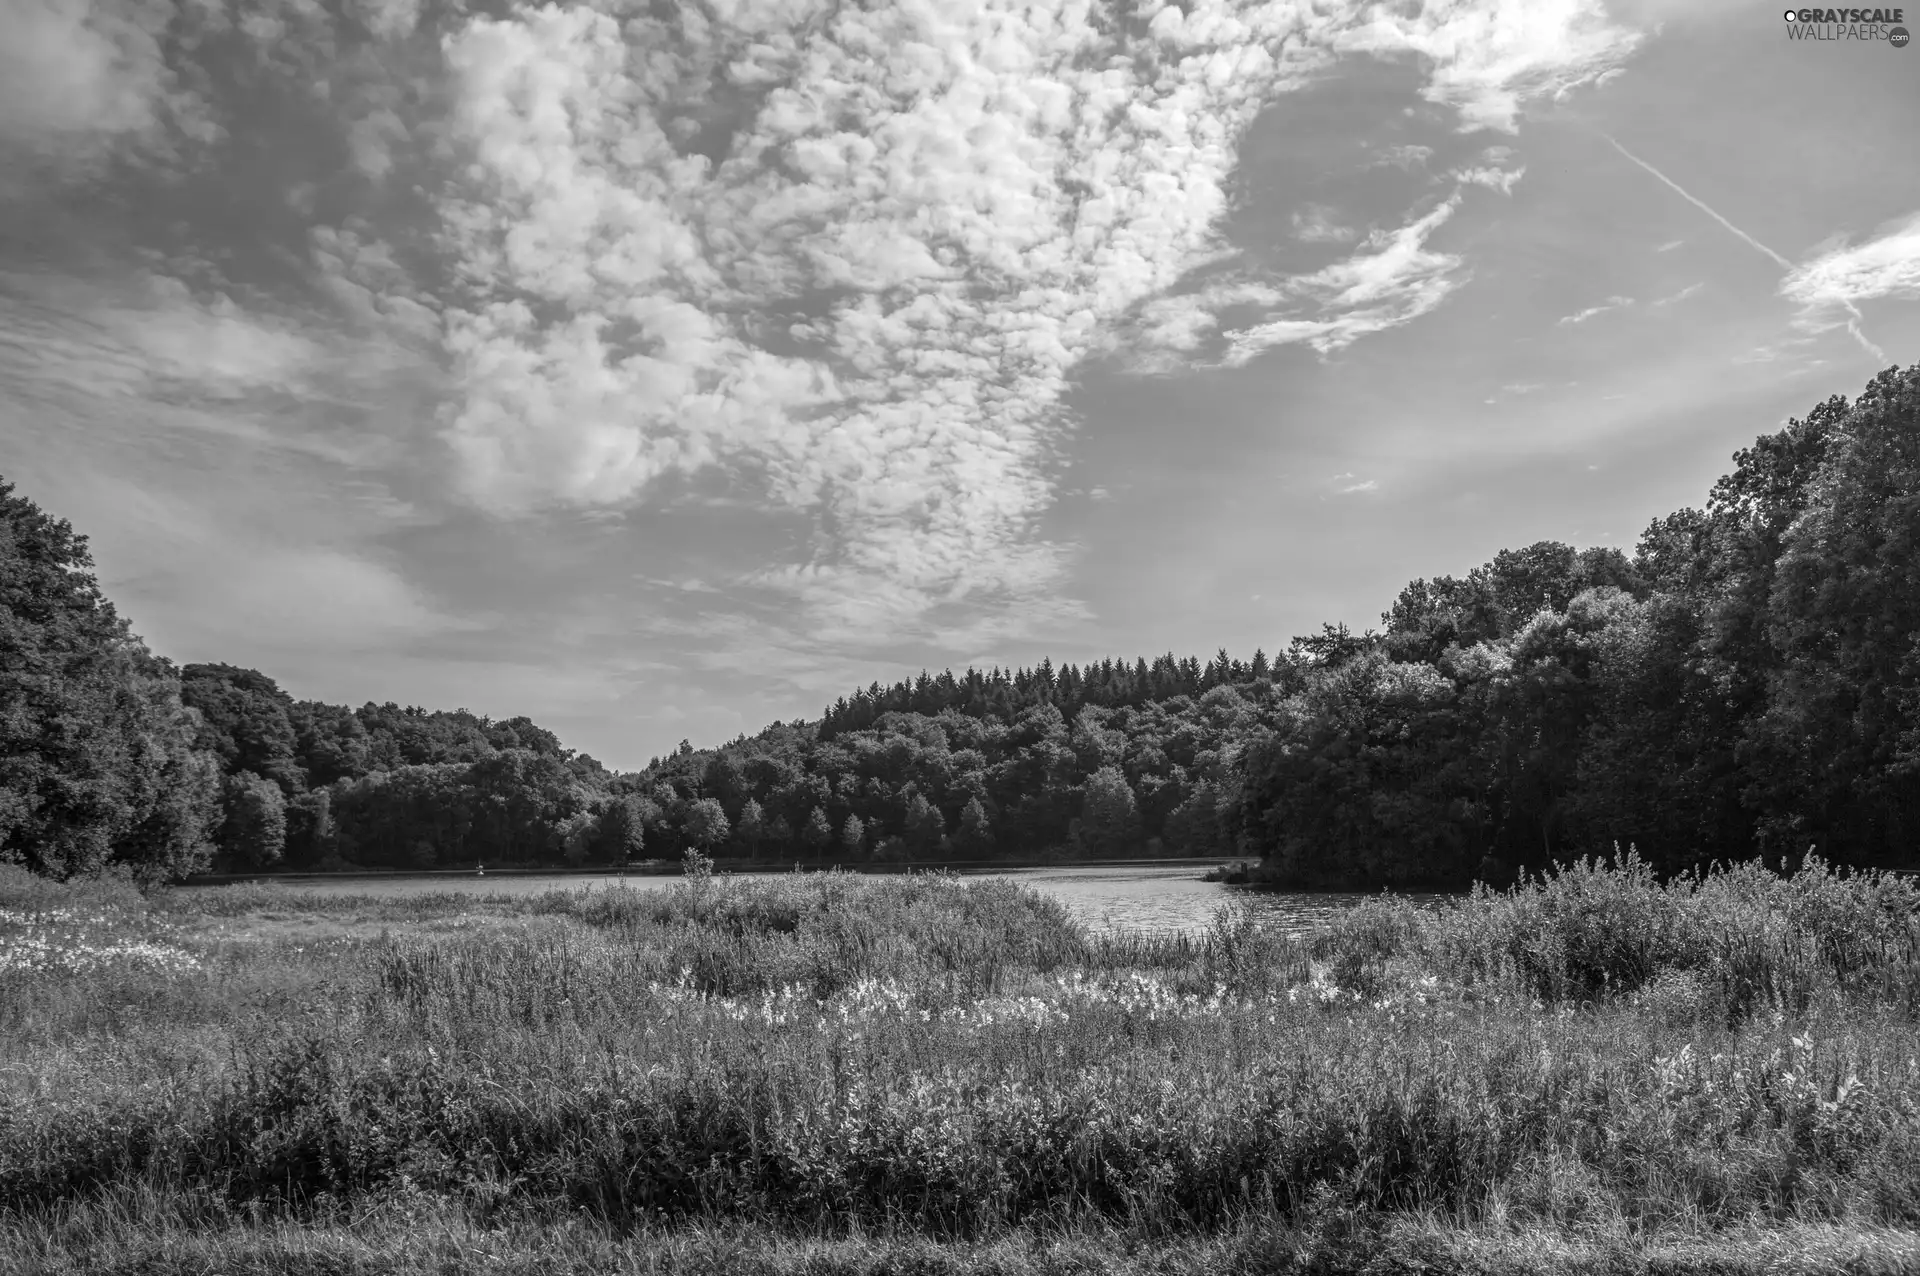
[415,0,1642,645]
[5,0,1644,658]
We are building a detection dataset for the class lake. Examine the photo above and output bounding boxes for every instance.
[186,862,1452,936]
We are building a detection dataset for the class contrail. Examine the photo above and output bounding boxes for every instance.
[1596,130,1885,361]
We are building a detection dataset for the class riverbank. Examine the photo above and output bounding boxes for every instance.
[182,854,1241,887]
[4,856,1919,1273]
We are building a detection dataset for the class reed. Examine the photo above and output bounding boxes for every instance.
[3,857,1917,1271]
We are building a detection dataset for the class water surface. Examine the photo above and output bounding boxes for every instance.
[188,863,1451,936]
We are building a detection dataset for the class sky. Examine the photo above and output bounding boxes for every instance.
[2,0,1917,771]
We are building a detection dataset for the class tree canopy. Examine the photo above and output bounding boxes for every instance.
[4,364,1916,884]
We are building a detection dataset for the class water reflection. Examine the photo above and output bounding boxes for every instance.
[963,863,1452,936]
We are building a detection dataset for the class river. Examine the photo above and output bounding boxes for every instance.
[185,861,1453,936]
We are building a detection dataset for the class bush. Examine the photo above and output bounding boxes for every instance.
[1406,850,1920,1020]
[0,863,149,915]
[5,857,1920,1244]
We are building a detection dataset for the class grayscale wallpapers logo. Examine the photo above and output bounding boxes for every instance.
[1782,7,1910,42]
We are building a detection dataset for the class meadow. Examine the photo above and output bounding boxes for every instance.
[3,855,1920,1274]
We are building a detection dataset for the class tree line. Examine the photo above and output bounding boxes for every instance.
[3,364,1915,884]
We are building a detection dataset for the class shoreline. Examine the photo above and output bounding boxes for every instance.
[178,855,1249,887]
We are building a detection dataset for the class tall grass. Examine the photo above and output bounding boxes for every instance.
[2,856,1918,1258]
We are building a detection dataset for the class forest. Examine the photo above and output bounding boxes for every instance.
[3,362,1916,887]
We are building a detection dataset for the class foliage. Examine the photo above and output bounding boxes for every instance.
[684,798,731,850]
[218,772,287,870]
[1077,766,1140,855]
[2,861,1919,1252]
[605,369,1914,883]
[179,665,304,795]
[5,363,1918,886]
[0,480,221,881]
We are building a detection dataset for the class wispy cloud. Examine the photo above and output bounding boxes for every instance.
[1334,0,1643,132]
[1597,129,1884,360]
[2,0,1650,689]
[1731,335,1817,366]
[1558,294,1633,325]
[0,262,453,671]
[1109,191,1477,370]
[1779,211,1920,340]
[1454,165,1527,194]
[1649,282,1704,307]
[1329,473,1379,495]
[1598,132,1791,269]
[1484,380,1547,403]
[1221,195,1472,363]
[1292,204,1358,244]
[1371,144,1435,170]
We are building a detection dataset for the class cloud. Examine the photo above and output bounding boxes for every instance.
[1731,335,1817,366]
[1484,379,1546,402]
[1292,204,1358,243]
[1106,186,1478,370]
[415,0,1646,647]
[1220,193,1472,362]
[4,0,1650,673]
[1329,473,1379,494]
[1454,164,1526,194]
[308,223,444,345]
[1557,294,1633,325]
[1649,282,1703,307]
[0,264,436,468]
[0,405,454,669]
[428,0,1347,645]
[636,576,723,595]
[1598,129,1884,360]
[1371,144,1436,169]
[1779,210,1920,329]
[0,0,215,183]
[1655,238,1685,252]
[0,269,325,404]
[1333,0,1642,132]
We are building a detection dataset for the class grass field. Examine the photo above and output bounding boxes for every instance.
[3,854,1919,1274]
